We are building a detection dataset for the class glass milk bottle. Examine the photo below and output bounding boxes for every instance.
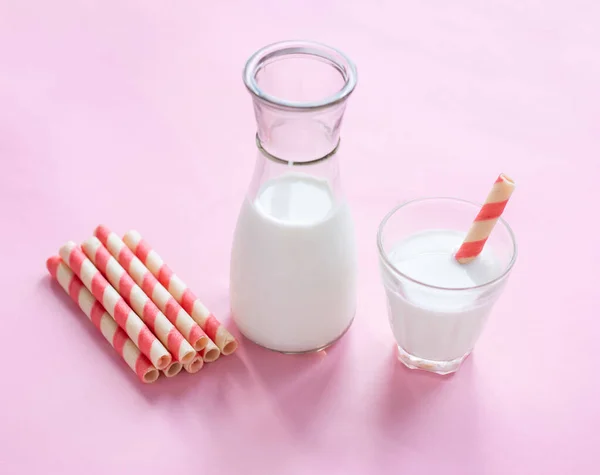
[230,40,358,353]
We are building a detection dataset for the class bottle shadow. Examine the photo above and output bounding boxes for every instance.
[236,328,352,435]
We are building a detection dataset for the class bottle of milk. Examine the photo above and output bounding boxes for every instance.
[230,41,358,353]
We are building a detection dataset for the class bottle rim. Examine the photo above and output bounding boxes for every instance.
[243,40,358,111]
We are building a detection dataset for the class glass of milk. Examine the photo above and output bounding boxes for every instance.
[230,41,358,353]
[377,198,517,374]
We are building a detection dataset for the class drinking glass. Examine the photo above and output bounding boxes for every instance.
[377,198,517,374]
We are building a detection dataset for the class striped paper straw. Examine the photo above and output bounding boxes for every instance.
[123,230,238,357]
[162,361,183,378]
[455,173,516,264]
[184,354,204,374]
[59,241,172,370]
[46,256,159,383]
[82,237,196,365]
[94,226,211,353]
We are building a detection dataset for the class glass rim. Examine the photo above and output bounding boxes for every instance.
[376,197,518,292]
[243,40,358,111]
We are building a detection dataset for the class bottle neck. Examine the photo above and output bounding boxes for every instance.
[254,100,346,164]
[255,134,340,166]
[248,132,344,206]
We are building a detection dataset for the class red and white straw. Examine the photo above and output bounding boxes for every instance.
[94,226,210,353]
[123,230,238,358]
[82,237,196,365]
[59,241,172,370]
[455,173,516,264]
[46,256,159,383]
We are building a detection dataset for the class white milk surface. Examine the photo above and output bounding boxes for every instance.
[386,229,503,361]
[230,173,357,352]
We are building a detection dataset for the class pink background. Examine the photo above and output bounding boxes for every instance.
[1,1,599,473]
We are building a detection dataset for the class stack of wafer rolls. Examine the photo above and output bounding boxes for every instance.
[47,225,237,383]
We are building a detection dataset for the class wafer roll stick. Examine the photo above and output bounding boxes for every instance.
[455,174,516,264]
[59,242,172,370]
[162,361,183,378]
[94,226,210,353]
[120,229,223,362]
[46,256,159,383]
[184,354,204,374]
[196,341,219,363]
[123,230,238,356]
[82,237,196,365]
[198,344,220,363]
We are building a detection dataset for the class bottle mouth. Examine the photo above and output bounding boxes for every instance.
[243,40,358,111]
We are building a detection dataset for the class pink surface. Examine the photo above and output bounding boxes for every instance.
[1,1,599,474]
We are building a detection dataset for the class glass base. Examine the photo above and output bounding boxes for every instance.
[243,317,355,354]
[397,345,469,375]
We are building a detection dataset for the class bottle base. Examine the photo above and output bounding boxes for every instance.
[396,345,469,375]
[241,317,355,354]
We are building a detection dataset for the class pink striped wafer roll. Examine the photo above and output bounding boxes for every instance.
[123,230,238,357]
[455,173,516,264]
[198,345,220,363]
[162,361,183,378]
[93,226,211,353]
[183,354,204,374]
[46,256,159,383]
[59,242,172,370]
[82,237,196,365]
